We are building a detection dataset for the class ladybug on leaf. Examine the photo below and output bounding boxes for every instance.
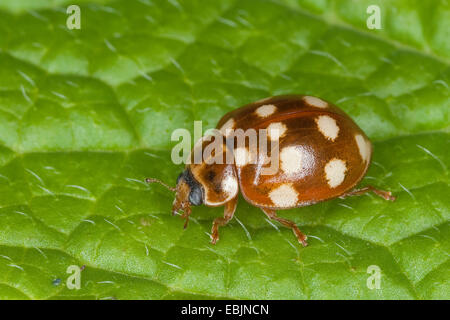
[147,95,395,246]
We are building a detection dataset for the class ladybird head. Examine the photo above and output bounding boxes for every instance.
[145,169,204,218]
[172,169,204,214]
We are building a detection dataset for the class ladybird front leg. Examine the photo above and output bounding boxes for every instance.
[210,197,238,245]
[180,205,192,229]
[339,185,396,201]
[261,208,308,247]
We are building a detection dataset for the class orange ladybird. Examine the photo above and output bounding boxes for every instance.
[146,95,395,246]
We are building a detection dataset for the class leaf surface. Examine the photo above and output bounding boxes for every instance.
[0,0,448,299]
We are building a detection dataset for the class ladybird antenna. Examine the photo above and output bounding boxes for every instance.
[145,178,176,192]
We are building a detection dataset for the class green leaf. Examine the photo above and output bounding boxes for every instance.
[0,0,448,300]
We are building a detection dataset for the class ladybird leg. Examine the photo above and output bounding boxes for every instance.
[180,206,192,229]
[340,185,396,201]
[261,208,308,247]
[210,197,237,245]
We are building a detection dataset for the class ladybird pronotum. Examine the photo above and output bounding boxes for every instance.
[146,95,395,246]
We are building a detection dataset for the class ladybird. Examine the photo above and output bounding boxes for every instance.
[146,95,395,246]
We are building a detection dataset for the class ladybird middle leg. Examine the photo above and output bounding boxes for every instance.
[339,185,396,201]
[261,208,308,247]
[210,197,237,244]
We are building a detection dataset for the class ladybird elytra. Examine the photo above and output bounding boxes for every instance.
[146,95,395,246]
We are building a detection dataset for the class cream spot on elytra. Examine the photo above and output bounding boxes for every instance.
[222,174,238,197]
[355,134,371,162]
[303,96,328,108]
[269,184,298,207]
[234,147,251,167]
[315,115,339,141]
[219,118,235,137]
[255,104,277,118]
[267,122,287,141]
[324,158,347,188]
[280,146,303,174]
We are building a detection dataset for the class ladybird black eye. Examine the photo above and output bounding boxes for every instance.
[188,186,203,206]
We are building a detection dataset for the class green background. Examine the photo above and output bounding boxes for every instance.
[0,0,448,299]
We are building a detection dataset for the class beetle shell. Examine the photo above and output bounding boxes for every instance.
[190,95,372,209]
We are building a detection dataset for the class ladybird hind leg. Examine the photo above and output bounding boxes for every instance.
[340,185,396,201]
[261,208,308,247]
[210,197,237,245]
